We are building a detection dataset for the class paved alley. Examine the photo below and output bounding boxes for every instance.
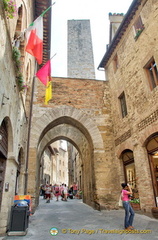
[3,197,158,240]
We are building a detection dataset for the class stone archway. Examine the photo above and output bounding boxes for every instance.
[28,106,104,210]
[31,105,104,150]
[37,124,93,204]
[0,117,14,234]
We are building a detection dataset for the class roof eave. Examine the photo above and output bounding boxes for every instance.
[98,0,141,69]
[34,0,52,66]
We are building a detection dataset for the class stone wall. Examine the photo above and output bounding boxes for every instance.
[104,0,158,211]
[0,0,35,234]
[28,77,120,210]
[67,20,95,79]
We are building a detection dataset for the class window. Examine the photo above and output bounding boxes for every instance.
[119,92,127,118]
[144,58,158,90]
[133,16,144,40]
[113,54,119,72]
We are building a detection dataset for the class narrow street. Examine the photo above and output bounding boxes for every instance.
[3,196,158,240]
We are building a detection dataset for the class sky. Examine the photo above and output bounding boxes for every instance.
[51,0,133,80]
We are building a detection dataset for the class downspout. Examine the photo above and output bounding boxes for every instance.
[24,0,36,195]
[24,62,37,194]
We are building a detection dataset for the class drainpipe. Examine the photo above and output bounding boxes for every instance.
[24,62,36,194]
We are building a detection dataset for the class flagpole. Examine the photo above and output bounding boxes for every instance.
[50,53,57,60]
[40,2,56,17]
[14,2,56,44]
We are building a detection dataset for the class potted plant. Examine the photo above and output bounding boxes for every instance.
[12,47,27,92]
[78,190,82,199]
[130,198,141,210]
[134,26,145,40]
[151,207,158,219]
[3,0,17,19]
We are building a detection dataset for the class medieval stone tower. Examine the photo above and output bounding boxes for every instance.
[67,19,96,79]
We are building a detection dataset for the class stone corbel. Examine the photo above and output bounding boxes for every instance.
[7,154,18,167]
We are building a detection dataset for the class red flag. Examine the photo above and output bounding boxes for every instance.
[36,60,51,85]
[25,16,43,65]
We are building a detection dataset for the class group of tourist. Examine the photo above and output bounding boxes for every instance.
[41,181,135,230]
[40,182,79,203]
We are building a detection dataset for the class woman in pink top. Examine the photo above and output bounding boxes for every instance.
[121,183,135,230]
[73,182,78,198]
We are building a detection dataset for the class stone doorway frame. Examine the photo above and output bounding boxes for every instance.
[146,133,158,207]
[28,106,104,210]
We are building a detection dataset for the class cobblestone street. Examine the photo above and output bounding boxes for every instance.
[2,196,158,240]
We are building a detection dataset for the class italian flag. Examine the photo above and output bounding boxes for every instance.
[25,16,43,65]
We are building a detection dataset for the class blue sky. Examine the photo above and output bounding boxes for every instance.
[51,0,133,80]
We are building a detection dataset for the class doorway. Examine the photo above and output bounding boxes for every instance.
[146,134,158,206]
[0,121,8,208]
[122,149,139,200]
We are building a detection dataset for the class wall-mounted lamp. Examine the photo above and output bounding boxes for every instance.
[153,152,158,158]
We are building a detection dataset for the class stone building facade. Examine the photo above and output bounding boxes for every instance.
[27,0,158,215]
[108,13,124,43]
[1,0,158,235]
[67,143,82,189]
[40,141,68,186]
[98,0,158,212]
[0,0,51,234]
[0,0,36,234]
[28,77,115,212]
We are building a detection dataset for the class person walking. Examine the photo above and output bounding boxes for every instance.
[45,184,52,203]
[121,183,135,230]
[40,184,46,199]
[63,184,68,201]
[73,182,78,198]
[54,184,60,201]
[60,184,65,201]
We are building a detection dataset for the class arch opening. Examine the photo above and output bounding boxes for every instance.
[28,118,96,209]
[37,116,94,150]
